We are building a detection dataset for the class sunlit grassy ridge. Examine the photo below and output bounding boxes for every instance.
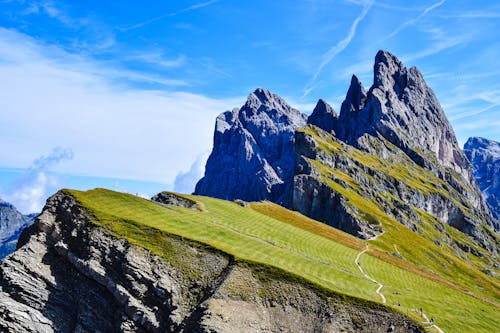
[67,188,498,333]
[298,126,500,301]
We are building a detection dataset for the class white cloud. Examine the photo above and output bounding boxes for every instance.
[401,35,468,63]
[303,0,374,96]
[382,0,447,41]
[173,152,210,194]
[129,53,187,69]
[120,0,219,31]
[0,27,241,186]
[2,147,74,214]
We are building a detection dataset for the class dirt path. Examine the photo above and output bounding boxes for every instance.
[358,233,444,332]
[421,311,445,333]
[355,244,386,304]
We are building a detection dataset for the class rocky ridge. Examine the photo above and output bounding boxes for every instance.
[0,191,422,333]
[0,198,35,259]
[464,137,500,220]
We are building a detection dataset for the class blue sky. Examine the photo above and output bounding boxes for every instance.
[0,0,499,213]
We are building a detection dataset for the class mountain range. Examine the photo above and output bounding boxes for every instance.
[196,50,498,252]
[0,51,498,333]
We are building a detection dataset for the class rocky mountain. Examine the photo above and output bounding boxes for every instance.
[464,137,500,220]
[197,50,498,258]
[194,88,307,205]
[336,52,472,181]
[0,198,35,259]
[0,190,423,332]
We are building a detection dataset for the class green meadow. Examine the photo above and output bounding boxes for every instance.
[68,188,499,333]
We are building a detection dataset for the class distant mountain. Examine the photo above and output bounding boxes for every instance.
[0,198,35,259]
[464,137,500,220]
[196,50,498,256]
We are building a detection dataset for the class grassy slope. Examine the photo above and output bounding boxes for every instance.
[298,126,500,302]
[68,188,498,333]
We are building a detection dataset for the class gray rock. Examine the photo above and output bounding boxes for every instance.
[336,74,368,141]
[195,50,497,252]
[464,137,500,222]
[0,198,36,259]
[151,192,201,211]
[307,99,337,135]
[0,191,423,333]
[290,51,497,248]
[194,88,307,205]
[337,51,472,182]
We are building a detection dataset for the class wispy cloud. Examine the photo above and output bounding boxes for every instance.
[443,89,500,110]
[2,147,74,214]
[341,59,373,79]
[455,119,500,131]
[440,11,500,19]
[22,1,87,28]
[449,103,500,121]
[383,0,446,41]
[401,35,466,62]
[128,53,187,69]
[120,0,219,32]
[303,0,374,96]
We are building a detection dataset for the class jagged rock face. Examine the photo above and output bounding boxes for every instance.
[195,88,307,205]
[336,51,472,183]
[0,198,34,259]
[196,50,496,252]
[292,127,497,252]
[464,137,500,220]
[307,99,337,135]
[336,75,367,141]
[296,51,496,246]
[0,191,422,333]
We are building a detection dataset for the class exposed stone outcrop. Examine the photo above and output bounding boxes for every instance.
[464,137,500,222]
[337,51,474,184]
[335,75,367,141]
[196,50,497,252]
[151,192,202,211]
[0,191,423,333]
[292,51,497,248]
[0,198,35,259]
[194,88,307,206]
[307,99,337,135]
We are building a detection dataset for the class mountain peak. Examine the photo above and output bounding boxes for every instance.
[373,50,408,95]
[245,88,288,111]
[241,88,306,126]
[252,87,274,102]
[195,88,307,204]
[465,137,500,155]
[307,99,337,134]
[341,75,367,114]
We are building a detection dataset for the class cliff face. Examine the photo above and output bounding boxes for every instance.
[336,51,471,180]
[194,88,307,205]
[464,137,500,220]
[0,198,34,259]
[292,51,497,252]
[0,191,421,333]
